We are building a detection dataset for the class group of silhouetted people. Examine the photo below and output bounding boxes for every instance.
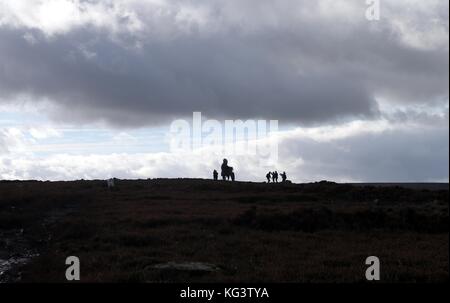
[213,159,235,181]
[266,171,287,183]
[212,159,287,184]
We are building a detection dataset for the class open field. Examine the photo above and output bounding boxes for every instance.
[0,179,448,283]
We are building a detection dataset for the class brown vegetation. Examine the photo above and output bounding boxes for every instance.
[0,179,448,282]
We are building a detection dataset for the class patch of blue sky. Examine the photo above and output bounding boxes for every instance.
[2,108,294,157]
[27,126,171,157]
[0,110,47,127]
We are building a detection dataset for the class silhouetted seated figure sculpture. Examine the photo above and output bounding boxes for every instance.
[280,171,287,182]
[221,159,235,181]
[213,169,218,181]
[266,172,271,183]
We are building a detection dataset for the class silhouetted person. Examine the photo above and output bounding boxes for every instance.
[266,172,271,183]
[272,171,278,183]
[280,171,287,182]
[213,169,218,181]
[231,171,235,181]
[221,159,228,180]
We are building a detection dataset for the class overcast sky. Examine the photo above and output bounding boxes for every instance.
[0,0,448,182]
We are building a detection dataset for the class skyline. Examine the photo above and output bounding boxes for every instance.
[0,0,448,182]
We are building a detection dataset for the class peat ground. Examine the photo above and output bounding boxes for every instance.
[0,179,448,282]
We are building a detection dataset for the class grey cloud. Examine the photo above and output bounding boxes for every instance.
[280,127,449,182]
[0,0,448,127]
[0,28,378,126]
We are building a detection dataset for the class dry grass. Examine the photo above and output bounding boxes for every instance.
[0,179,448,282]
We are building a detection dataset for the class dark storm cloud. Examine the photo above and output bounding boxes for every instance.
[0,0,448,126]
[0,28,378,126]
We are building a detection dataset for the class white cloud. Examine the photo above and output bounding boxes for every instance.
[1,0,447,49]
[384,0,449,50]
[0,0,143,36]
[0,127,33,155]
[1,111,448,182]
[28,126,62,140]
